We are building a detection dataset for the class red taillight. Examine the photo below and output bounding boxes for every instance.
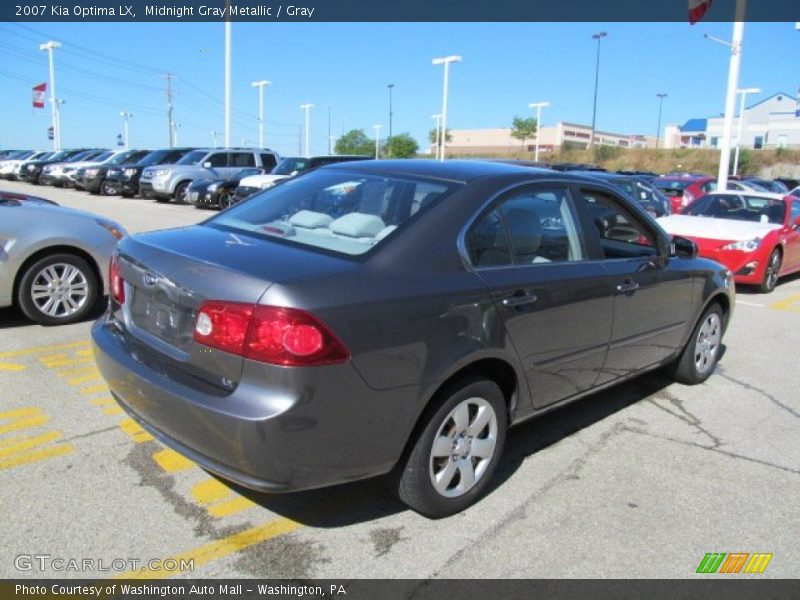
[109,255,125,304]
[193,302,349,366]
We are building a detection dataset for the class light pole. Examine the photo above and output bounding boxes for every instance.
[300,103,314,158]
[211,130,220,148]
[655,93,667,149]
[119,111,133,150]
[251,80,271,148]
[172,122,180,146]
[733,87,760,176]
[431,114,442,160]
[432,55,462,161]
[387,83,394,157]
[373,124,382,159]
[528,102,549,162]
[39,41,62,151]
[589,32,607,148]
[224,19,232,147]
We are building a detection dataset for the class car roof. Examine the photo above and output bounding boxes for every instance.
[569,170,635,181]
[705,190,787,201]
[322,159,552,183]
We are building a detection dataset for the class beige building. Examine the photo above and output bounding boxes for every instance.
[437,122,656,156]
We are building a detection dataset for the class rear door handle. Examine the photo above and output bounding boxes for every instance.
[502,292,538,307]
[616,280,640,293]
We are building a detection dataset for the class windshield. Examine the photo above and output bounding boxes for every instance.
[177,150,209,165]
[90,151,114,163]
[272,157,309,175]
[210,169,460,256]
[136,150,171,166]
[67,151,98,162]
[684,194,786,224]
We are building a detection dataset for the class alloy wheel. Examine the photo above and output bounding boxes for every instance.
[29,263,90,319]
[693,312,721,375]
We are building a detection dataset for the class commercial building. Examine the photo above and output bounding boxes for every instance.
[664,92,800,150]
[437,122,656,156]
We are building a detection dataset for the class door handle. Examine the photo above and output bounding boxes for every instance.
[502,292,538,307]
[616,280,640,293]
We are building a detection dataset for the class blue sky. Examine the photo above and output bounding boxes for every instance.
[0,21,797,156]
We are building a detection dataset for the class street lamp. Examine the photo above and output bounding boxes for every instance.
[39,40,62,151]
[431,114,442,160]
[211,130,220,148]
[251,80,271,148]
[589,32,607,148]
[528,102,549,162]
[119,111,133,150]
[373,124,382,159]
[655,93,667,149]
[733,87,761,176]
[300,103,314,158]
[172,122,180,146]
[432,55,462,161]
[387,83,394,157]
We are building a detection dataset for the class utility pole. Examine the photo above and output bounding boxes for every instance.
[589,31,608,148]
[162,72,175,147]
[251,80,271,148]
[39,41,62,151]
[655,93,667,149]
[120,111,133,150]
[211,130,220,148]
[300,104,314,158]
[387,83,394,157]
[224,18,231,147]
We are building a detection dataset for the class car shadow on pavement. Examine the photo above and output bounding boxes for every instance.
[736,270,800,295]
[0,298,107,330]
[228,362,707,526]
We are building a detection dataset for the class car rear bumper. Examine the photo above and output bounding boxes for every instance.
[91,317,415,492]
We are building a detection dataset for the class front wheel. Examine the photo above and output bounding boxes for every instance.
[17,253,100,325]
[218,189,234,210]
[669,303,724,385]
[395,378,507,518]
[100,180,118,196]
[173,181,189,204]
[758,249,781,293]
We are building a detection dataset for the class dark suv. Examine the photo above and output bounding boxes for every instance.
[102,148,197,197]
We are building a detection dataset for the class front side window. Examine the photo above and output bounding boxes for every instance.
[576,189,656,258]
[211,169,459,256]
[207,153,228,168]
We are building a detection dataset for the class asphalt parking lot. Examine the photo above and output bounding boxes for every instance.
[1,180,798,579]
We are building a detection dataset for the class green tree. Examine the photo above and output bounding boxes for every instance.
[335,129,373,156]
[510,116,538,149]
[428,128,453,144]
[383,133,419,158]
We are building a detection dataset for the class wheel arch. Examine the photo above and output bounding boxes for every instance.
[13,245,104,308]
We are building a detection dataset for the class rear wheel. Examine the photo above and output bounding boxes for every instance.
[395,377,507,518]
[17,253,99,325]
[758,249,781,293]
[218,189,234,210]
[669,303,724,385]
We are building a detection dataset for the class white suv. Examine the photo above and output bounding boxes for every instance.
[139,148,279,202]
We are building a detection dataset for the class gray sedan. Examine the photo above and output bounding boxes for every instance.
[1,193,125,325]
[92,161,734,517]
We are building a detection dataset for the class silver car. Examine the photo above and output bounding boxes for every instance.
[0,193,126,325]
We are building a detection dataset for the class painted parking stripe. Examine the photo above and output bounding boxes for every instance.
[191,478,257,518]
[0,430,61,456]
[0,339,89,360]
[0,362,26,372]
[770,293,800,313]
[117,518,301,579]
[79,383,108,395]
[120,418,155,443]
[0,410,48,435]
[152,447,194,473]
[0,439,73,470]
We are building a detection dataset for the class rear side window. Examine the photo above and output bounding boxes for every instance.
[260,153,278,170]
[211,169,459,256]
[231,153,256,167]
[467,186,584,268]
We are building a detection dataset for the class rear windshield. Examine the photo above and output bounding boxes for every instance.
[210,169,460,256]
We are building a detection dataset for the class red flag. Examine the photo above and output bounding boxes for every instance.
[689,0,713,24]
[32,82,46,108]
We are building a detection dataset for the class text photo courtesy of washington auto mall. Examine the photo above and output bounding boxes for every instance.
[1,0,800,598]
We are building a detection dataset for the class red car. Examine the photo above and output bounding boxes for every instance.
[658,191,800,292]
[653,176,717,214]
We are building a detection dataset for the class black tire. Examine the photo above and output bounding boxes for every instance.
[100,180,118,196]
[173,181,190,204]
[17,253,100,326]
[218,189,234,210]
[758,248,782,294]
[669,303,724,385]
[395,377,508,518]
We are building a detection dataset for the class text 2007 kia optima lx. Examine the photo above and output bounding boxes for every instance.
[92,160,735,517]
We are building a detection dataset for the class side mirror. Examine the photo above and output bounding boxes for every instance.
[671,235,698,259]
[202,161,212,169]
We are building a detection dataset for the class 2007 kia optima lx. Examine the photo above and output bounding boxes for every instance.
[92,160,734,517]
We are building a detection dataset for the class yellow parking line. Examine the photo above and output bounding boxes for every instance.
[0,362,26,372]
[0,443,73,470]
[117,518,301,579]
[103,406,123,416]
[153,448,194,473]
[40,358,95,369]
[67,371,102,385]
[0,431,61,457]
[75,348,94,357]
[0,415,48,435]
[0,407,40,419]
[79,383,108,395]
[191,478,232,505]
[770,293,800,313]
[120,418,155,443]
[91,397,116,406]
[0,340,89,360]
[57,365,99,378]
[207,496,257,518]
